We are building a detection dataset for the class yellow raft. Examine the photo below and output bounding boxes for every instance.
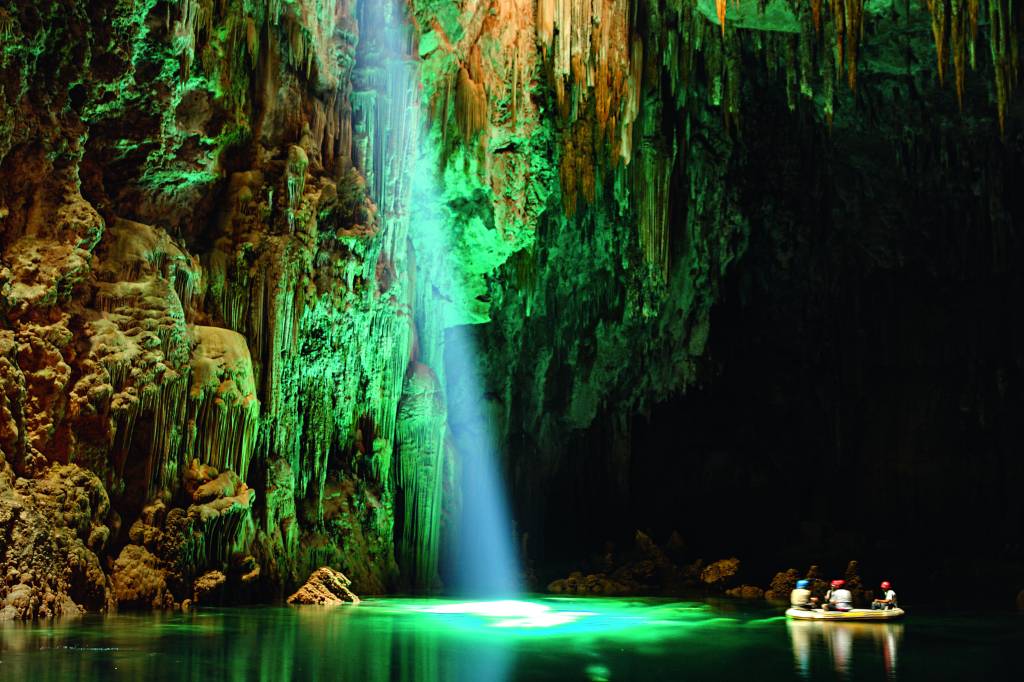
[785,607,905,621]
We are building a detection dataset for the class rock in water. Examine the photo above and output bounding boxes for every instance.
[725,585,765,599]
[765,568,801,600]
[110,545,171,611]
[193,570,227,605]
[287,567,360,605]
[700,557,741,586]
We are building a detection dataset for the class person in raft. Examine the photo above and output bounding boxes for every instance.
[823,579,853,611]
[790,579,814,610]
[872,581,897,610]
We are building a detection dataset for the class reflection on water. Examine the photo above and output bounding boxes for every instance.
[2,598,1022,681]
[788,619,904,679]
[0,598,723,682]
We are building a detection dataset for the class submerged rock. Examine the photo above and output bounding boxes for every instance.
[287,567,360,605]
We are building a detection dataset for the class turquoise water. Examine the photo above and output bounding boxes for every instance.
[1,597,1021,680]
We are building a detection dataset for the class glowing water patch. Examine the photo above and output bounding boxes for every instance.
[418,600,595,628]
[365,597,745,641]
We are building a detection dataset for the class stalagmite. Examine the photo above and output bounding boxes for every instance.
[396,363,447,589]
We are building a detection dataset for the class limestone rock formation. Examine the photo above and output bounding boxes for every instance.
[192,570,227,605]
[700,558,742,587]
[125,461,256,597]
[0,464,113,619]
[287,567,360,606]
[110,545,171,611]
[0,0,409,615]
[764,568,801,601]
[547,572,634,596]
[724,585,765,599]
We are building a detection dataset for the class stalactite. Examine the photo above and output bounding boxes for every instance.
[286,146,309,233]
[0,8,17,41]
[186,326,260,483]
[172,0,214,80]
[824,0,864,90]
[172,484,257,577]
[146,372,189,495]
[455,66,489,143]
[812,0,823,32]
[928,0,950,85]
[988,0,1020,134]
[922,0,1020,132]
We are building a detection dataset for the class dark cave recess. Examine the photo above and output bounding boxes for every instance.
[514,83,1024,599]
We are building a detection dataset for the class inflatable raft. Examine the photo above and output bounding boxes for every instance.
[785,607,905,621]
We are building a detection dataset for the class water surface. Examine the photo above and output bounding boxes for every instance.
[1,597,1020,680]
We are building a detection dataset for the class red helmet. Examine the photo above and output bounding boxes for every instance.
[880,581,891,590]
[830,579,845,588]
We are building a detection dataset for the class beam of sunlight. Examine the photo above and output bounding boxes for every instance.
[362,2,521,595]
[443,326,522,596]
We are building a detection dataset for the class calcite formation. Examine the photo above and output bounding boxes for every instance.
[0,0,1020,617]
[287,566,360,605]
[0,464,113,619]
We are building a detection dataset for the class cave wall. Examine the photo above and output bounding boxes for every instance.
[465,1,1023,588]
[0,0,425,615]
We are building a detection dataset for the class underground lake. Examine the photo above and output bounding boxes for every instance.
[3,598,1023,681]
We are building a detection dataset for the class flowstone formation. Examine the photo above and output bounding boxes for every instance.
[0,0,1021,616]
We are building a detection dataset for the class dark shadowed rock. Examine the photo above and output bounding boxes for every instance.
[547,571,634,596]
[765,568,801,601]
[700,557,741,587]
[193,570,227,604]
[725,585,765,599]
